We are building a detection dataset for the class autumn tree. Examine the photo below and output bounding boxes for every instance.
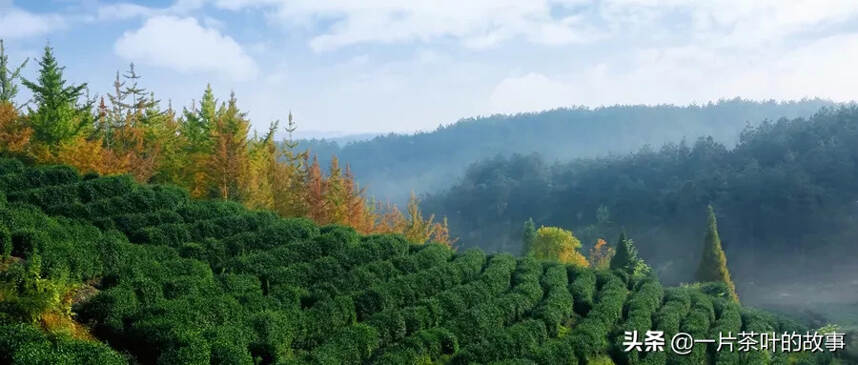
[209,92,250,200]
[271,112,308,217]
[588,238,615,269]
[305,154,326,223]
[0,102,32,153]
[527,226,588,267]
[696,205,739,302]
[21,45,91,147]
[0,40,30,153]
[243,121,279,211]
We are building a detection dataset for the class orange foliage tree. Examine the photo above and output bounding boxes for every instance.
[588,238,615,269]
[1,44,454,246]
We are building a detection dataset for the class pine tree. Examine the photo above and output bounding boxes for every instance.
[521,218,536,256]
[610,231,650,278]
[182,84,217,154]
[21,44,90,146]
[610,231,631,270]
[0,39,28,104]
[305,154,326,223]
[209,91,250,200]
[696,205,739,302]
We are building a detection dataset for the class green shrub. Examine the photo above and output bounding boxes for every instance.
[452,319,548,364]
[0,225,10,259]
[533,264,574,337]
[569,267,596,316]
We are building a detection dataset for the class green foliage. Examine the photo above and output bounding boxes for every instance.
[569,266,596,315]
[616,279,663,365]
[0,158,838,365]
[21,45,90,145]
[0,39,28,103]
[0,323,125,364]
[533,264,574,337]
[610,232,650,281]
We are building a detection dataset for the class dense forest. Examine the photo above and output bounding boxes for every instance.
[0,158,852,364]
[422,107,858,307]
[301,99,834,203]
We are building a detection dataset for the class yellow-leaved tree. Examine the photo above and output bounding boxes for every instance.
[528,226,589,267]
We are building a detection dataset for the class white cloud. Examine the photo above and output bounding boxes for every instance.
[114,16,258,81]
[203,0,598,51]
[489,73,577,114]
[0,7,65,39]
[96,3,157,21]
[201,0,858,52]
[488,29,858,114]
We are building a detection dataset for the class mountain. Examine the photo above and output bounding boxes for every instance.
[300,99,836,203]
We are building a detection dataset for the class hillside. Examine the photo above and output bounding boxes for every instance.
[301,99,835,203]
[422,106,858,321]
[0,158,851,364]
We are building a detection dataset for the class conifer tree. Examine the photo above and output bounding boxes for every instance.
[610,231,650,278]
[696,205,739,302]
[521,218,536,256]
[210,91,250,200]
[305,155,326,222]
[182,84,217,153]
[21,44,90,146]
[0,39,28,104]
[610,231,631,270]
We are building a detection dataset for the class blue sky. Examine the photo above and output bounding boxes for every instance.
[2,0,858,136]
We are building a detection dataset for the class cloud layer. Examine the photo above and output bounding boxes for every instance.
[114,16,258,81]
[0,7,65,39]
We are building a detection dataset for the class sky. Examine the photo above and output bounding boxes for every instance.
[2,0,858,136]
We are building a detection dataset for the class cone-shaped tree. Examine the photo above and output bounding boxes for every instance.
[610,231,630,270]
[21,44,90,145]
[610,231,650,279]
[696,205,739,302]
[521,218,536,256]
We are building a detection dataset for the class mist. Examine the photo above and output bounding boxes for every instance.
[299,98,835,205]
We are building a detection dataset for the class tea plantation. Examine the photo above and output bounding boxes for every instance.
[0,158,843,364]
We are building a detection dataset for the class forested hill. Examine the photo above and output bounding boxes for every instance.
[0,158,851,364]
[300,99,834,202]
[422,106,858,306]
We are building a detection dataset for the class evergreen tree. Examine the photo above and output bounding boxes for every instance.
[696,205,739,302]
[610,231,650,278]
[0,39,28,104]
[182,84,217,153]
[521,218,536,256]
[610,231,631,271]
[21,45,90,145]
